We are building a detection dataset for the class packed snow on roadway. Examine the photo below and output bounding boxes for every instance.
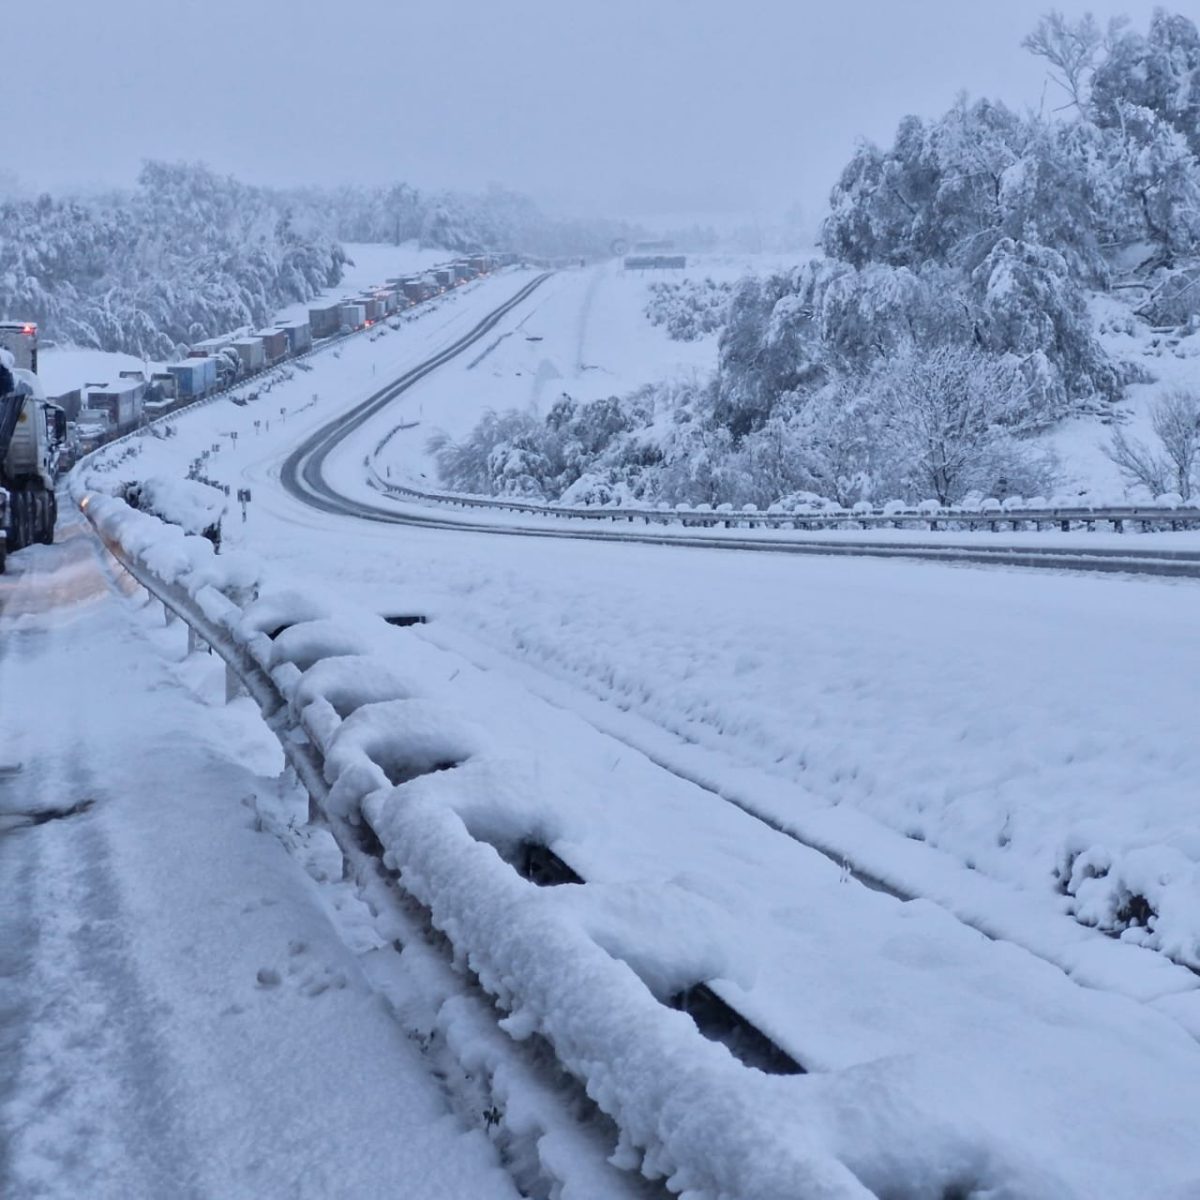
[65,255,1200,1196]
[0,523,524,1200]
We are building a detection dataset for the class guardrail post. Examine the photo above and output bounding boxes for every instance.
[187,625,204,655]
[225,663,245,704]
[163,600,176,625]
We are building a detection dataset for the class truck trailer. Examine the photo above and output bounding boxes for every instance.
[339,303,367,331]
[83,378,145,433]
[165,356,219,401]
[308,302,342,339]
[231,337,266,373]
[1,330,66,571]
[277,320,312,355]
[401,278,427,302]
[255,328,290,365]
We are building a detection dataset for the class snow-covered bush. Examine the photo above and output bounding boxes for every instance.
[1143,265,1200,326]
[644,278,733,341]
[430,387,669,501]
[428,409,549,497]
[436,342,1057,510]
[868,345,1060,505]
[1104,389,1200,500]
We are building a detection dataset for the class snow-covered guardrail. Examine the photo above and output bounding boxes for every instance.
[79,487,879,1200]
[367,463,1200,534]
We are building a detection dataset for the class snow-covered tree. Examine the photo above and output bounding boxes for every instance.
[1104,389,1200,499]
[1090,11,1200,156]
[870,345,1056,504]
[1022,11,1110,110]
[0,162,345,358]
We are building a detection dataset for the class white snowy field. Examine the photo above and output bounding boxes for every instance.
[0,519,522,1200]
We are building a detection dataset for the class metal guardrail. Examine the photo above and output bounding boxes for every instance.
[368,467,1200,534]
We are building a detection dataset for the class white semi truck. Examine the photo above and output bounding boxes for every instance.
[1,322,67,572]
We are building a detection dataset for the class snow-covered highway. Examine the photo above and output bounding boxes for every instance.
[24,265,1192,1195]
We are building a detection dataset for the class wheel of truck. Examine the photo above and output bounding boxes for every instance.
[37,491,54,545]
[20,492,35,551]
[10,491,27,552]
[21,492,34,551]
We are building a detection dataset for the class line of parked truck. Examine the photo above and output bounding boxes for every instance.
[51,251,513,456]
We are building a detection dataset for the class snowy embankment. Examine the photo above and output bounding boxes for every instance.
[367,255,1200,509]
[368,255,775,488]
[76,488,1200,1198]
[1047,293,1200,494]
[353,255,1200,525]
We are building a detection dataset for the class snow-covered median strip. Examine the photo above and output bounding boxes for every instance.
[79,489,259,600]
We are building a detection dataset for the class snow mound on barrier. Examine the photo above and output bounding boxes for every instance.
[361,774,1066,1200]
[128,475,227,536]
[269,618,379,673]
[1061,840,1200,968]
[81,491,259,596]
[293,655,416,719]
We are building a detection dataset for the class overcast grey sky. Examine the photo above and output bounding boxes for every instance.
[8,0,1172,224]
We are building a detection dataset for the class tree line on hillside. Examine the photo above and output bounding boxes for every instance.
[0,163,346,360]
[0,167,631,359]
[292,182,637,259]
[437,9,1200,508]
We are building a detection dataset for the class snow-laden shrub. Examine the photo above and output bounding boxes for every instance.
[644,278,733,341]
[119,476,227,537]
[559,472,633,507]
[1103,389,1200,501]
